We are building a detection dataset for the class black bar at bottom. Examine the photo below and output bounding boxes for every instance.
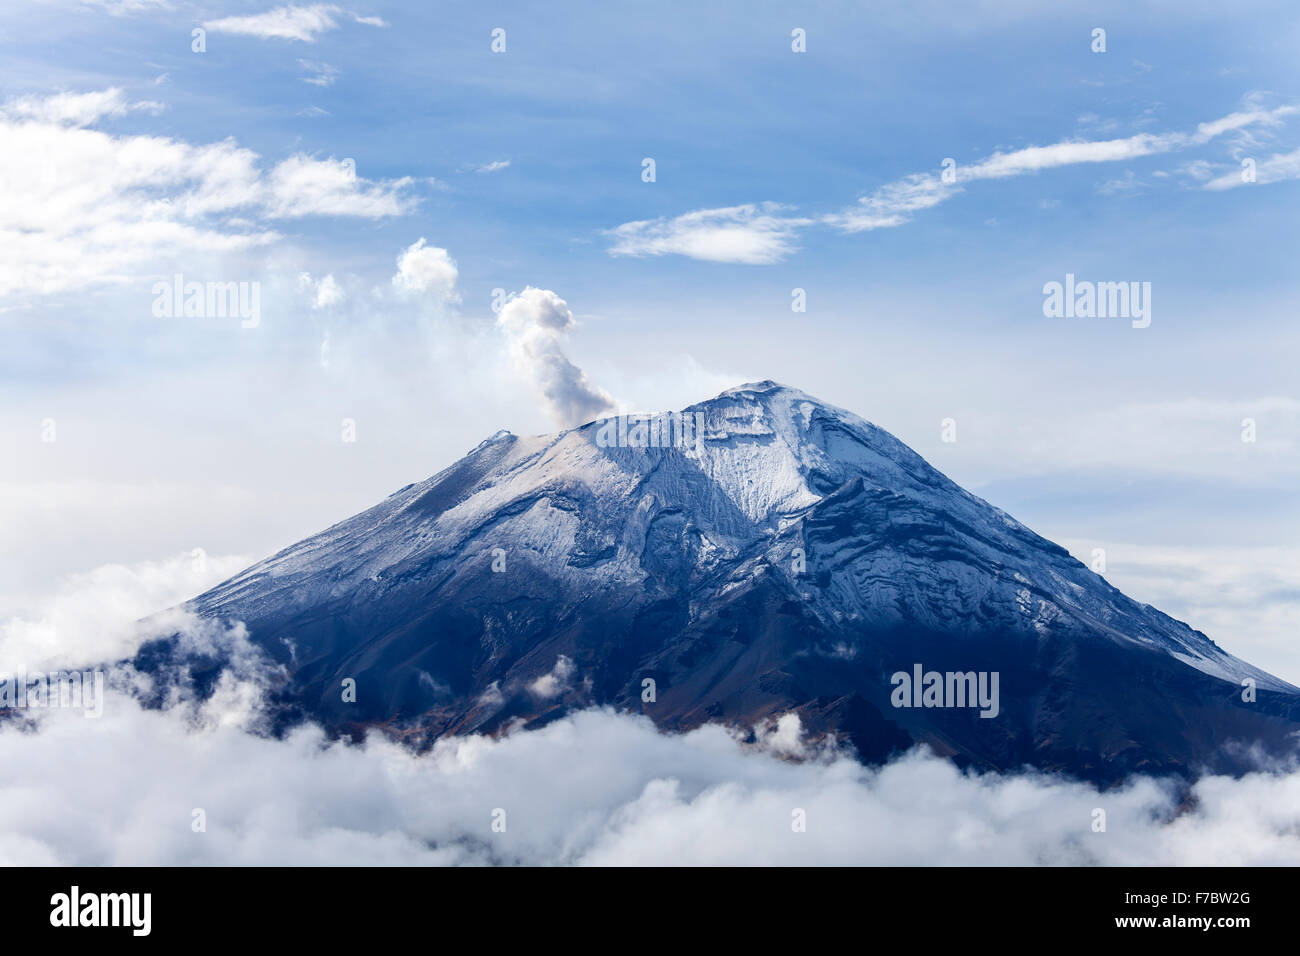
[0,866,1278,942]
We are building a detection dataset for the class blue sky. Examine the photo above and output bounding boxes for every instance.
[2,1,1298,679]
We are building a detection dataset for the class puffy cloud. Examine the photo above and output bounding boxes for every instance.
[0,89,415,297]
[298,272,344,309]
[315,273,343,308]
[496,287,615,426]
[528,655,575,700]
[203,5,386,43]
[754,713,813,758]
[5,690,1300,865]
[391,238,459,300]
[265,155,411,219]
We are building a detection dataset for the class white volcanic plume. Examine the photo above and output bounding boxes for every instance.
[496,287,614,427]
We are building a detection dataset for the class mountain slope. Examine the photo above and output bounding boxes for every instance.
[175,381,1300,782]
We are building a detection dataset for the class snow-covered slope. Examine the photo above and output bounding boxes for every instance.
[178,381,1300,782]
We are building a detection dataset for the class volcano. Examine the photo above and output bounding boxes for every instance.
[167,381,1300,783]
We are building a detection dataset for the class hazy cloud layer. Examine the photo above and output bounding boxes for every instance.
[1061,539,1300,687]
[0,551,250,673]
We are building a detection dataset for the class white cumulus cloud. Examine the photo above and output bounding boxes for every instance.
[0,89,416,298]
[528,655,575,700]
[298,271,344,309]
[391,238,459,300]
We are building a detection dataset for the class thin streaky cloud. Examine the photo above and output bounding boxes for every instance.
[298,59,339,87]
[203,4,386,43]
[610,102,1299,261]
[1,87,159,127]
[1204,147,1300,190]
[830,103,1299,232]
[606,203,814,265]
[75,0,168,13]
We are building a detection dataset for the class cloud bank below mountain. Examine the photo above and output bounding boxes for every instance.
[3,562,1299,867]
[5,683,1300,866]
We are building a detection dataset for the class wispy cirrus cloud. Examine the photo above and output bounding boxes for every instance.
[822,173,954,233]
[73,0,168,14]
[1,87,161,126]
[297,59,339,87]
[606,203,813,265]
[610,102,1300,262]
[1204,147,1300,190]
[203,4,386,43]
[827,102,1299,233]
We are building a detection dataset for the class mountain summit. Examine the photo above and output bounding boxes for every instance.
[178,381,1300,782]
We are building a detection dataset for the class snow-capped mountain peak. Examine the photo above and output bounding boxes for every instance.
[171,382,1300,783]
